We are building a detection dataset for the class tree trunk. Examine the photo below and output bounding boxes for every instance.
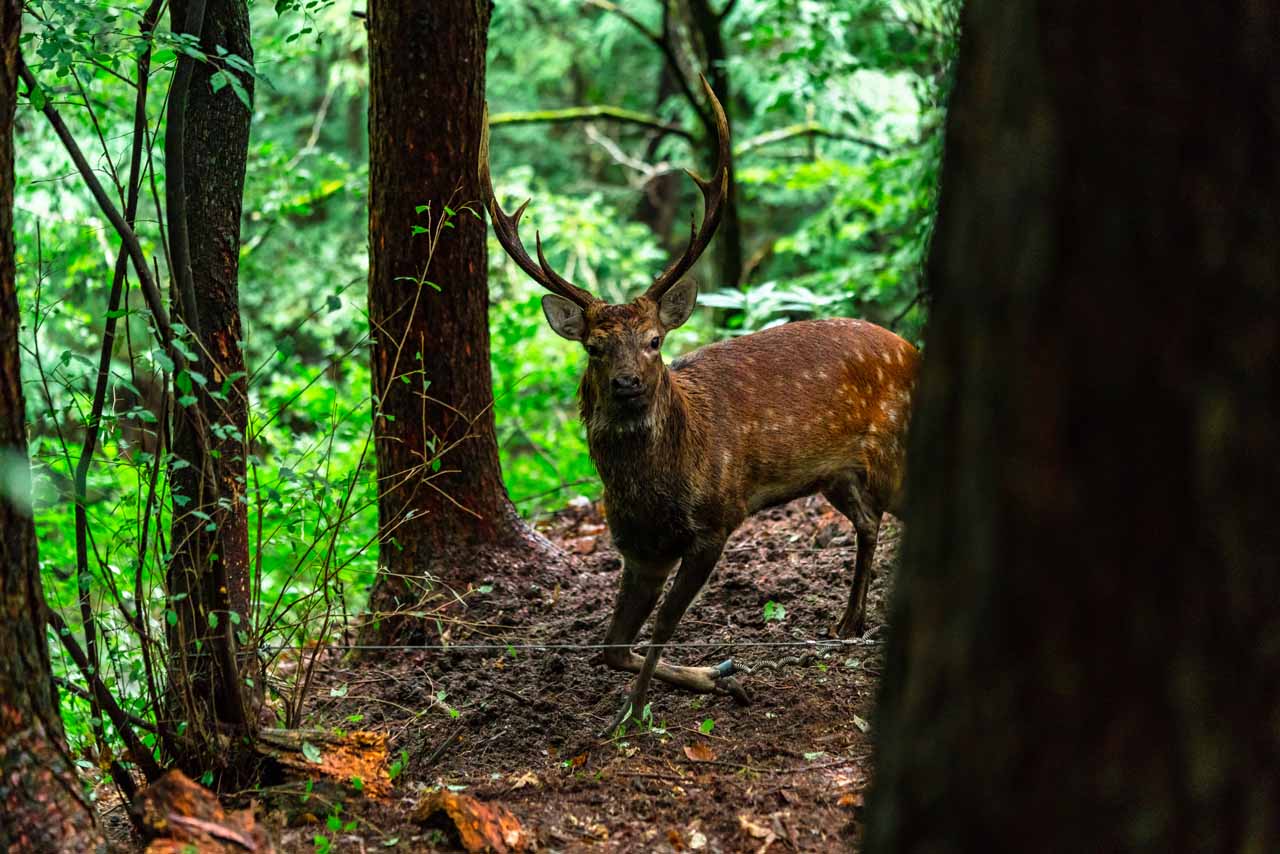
[634,1,681,243]
[0,5,106,848]
[165,0,259,772]
[866,3,1280,853]
[686,0,742,290]
[365,0,550,638]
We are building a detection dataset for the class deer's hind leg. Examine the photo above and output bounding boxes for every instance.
[824,476,885,638]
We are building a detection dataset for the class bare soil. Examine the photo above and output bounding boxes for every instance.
[296,495,896,853]
[111,496,897,852]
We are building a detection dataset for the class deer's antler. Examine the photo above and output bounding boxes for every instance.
[643,75,731,302]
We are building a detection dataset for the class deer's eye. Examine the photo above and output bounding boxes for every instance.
[649,336,661,350]
[585,342,603,358]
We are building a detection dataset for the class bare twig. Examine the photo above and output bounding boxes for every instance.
[584,0,712,132]
[491,105,692,140]
[736,121,891,156]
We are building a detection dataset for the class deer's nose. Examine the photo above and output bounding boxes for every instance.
[612,375,643,396]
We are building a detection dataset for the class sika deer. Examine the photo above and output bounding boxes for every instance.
[481,77,919,733]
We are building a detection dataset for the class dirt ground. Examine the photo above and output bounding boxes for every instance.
[112,496,898,853]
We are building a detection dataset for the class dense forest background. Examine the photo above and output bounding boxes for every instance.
[14,0,956,755]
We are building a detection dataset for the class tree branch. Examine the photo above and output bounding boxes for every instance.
[47,610,165,781]
[490,105,693,140]
[585,0,713,133]
[736,121,891,156]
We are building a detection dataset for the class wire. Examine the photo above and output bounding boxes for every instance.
[249,637,879,655]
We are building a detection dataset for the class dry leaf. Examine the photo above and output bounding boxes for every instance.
[689,829,708,849]
[509,771,540,790]
[852,714,870,733]
[683,742,716,762]
[666,829,685,850]
[413,790,529,853]
[579,523,607,536]
[567,535,597,554]
[738,814,772,839]
[837,792,865,808]
[569,753,587,768]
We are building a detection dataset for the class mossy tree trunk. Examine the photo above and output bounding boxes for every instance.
[0,5,106,848]
[866,2,1280,852]
[364,0,550,640]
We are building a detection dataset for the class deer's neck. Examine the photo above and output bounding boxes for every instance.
[580,368,691,482]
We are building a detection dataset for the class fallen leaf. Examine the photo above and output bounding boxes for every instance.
[567,535,597,554]
[413,790,529,853]
[852,715,870,733]
[666,829,685,850]
[569,753,587,768]
[689,829,708,849]
[579,523,607,536]
[683,742,716,762]
[509,771,539,790]
[738,814,772,839]
[837,792,865,808]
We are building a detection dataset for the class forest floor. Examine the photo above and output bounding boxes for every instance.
[113,497,899,853]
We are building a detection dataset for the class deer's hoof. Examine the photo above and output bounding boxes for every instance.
[716,675,752,705]
[834,613,866,639]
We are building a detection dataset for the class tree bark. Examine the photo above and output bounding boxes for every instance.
[365,0,550,637]
[0,5,106,849]
[866,3,1280,853]
[165,0,259,768]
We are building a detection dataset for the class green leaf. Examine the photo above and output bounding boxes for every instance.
[698,718,715,735]
[207,612,219,629]
[762,600,786,622]
[301,741,323,764]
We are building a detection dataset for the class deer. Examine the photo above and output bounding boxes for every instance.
[480,77,920,734]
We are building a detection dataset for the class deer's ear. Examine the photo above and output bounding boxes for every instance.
[658,278,698,331]
[541,294,586,341]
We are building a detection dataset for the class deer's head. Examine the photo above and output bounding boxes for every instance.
[481,76,730,421]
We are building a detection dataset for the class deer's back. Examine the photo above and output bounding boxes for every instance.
[672,318,919,515]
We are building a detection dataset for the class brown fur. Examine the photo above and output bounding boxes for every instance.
[577,309,919,575]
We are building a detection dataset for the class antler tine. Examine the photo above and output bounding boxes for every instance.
[479,105,596,308]
[644,74,732,301]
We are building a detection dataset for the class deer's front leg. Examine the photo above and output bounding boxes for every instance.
[601,537,738,736]
[602,556,673,672]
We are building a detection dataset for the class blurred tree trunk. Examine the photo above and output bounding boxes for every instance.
[0,5,106,849]
[634,2,682,243]
[867,3,1280,853]
[365,0,551,639]
[165,0,260,773]
[686,0,742,290]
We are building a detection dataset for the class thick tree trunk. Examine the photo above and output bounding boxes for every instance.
[866,3,1280,853]
[0,6,106,849]
[165,0,259,769]
[365,0,549,636]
